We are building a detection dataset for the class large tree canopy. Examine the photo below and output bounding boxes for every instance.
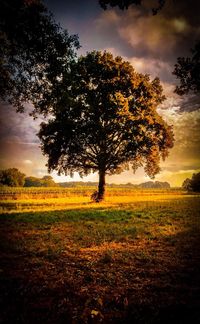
[173,40,200,95]
[38,51,174,201]
[0,0,79,113]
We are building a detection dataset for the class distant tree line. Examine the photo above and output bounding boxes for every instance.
[1,168,199,191]
[0,168,58,187]
[24,175,59,187]
[60,181,170,188]
[0,168,170,188]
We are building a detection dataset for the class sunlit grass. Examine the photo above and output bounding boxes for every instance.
[0,187,197,213]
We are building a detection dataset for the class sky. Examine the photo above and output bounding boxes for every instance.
[0,0,200,186]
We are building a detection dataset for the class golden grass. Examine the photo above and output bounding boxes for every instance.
[1,185,199,214]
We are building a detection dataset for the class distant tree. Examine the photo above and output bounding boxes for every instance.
[38,51,174,201]
[24,176,43,187]
[41,175,58,187]
[24,175,58,187]
[0,0,79,113]
[99,0,166,14]
[182,172,200,192]
[0,168,25,186]
[182,178,192,191]
[173,41,200,95]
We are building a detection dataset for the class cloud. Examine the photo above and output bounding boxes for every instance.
[0,102,41,145]
[23,160,33,165]
[154,168,200,187]
[129,56,172,82]
[96,9,120,25]
[0,101,46,176]
[158,81,200,114]
[178,94,200,113]
[96,3,200,68]
[118,14,189,59]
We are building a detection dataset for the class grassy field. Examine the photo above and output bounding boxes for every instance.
[0,187,187,213]
[0,188,200,323]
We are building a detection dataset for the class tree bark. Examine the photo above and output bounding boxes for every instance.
[97,169,106,201]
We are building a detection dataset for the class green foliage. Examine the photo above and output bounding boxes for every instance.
[38,51,174,200]
[0,168,25,187]
[24,175,58,187]
[0,0,79,112]
[182,172,200,192]
[173,41,200,95]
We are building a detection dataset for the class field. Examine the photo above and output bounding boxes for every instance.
[0,187,200,323]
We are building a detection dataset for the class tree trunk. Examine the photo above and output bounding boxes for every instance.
[97,169,106,201]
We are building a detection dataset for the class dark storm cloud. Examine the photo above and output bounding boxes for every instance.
[178,94,200,113]
[45,1,200,83]
[0,102,40,145]
[162,0,200,59]
[44,0,200,66]
[162,164,200,172]
[93,0,200,115]
[110,3,199,60]
[163,0,200,27]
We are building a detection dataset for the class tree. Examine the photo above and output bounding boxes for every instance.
[24,176,43,187]
[41,175,58,187]
[24,175,58,187]
[99,0,166,14]
[38,51,174,201]
[182,177,192,191]
[0,168,25,186]
[182,172,200,192]
[173,41,200,95]
[0,0,79,113]
[191,172,200,192]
